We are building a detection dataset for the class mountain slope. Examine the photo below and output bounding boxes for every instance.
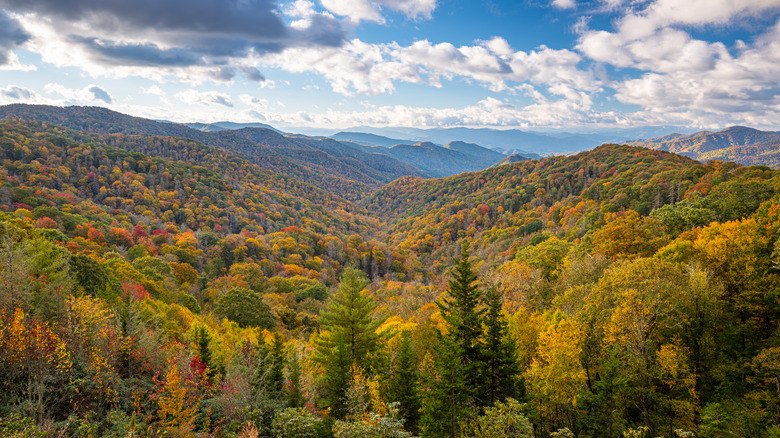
[491,153,533,167]
[627,126,780,167]
[365,144,736,267]
[0,105,419,200]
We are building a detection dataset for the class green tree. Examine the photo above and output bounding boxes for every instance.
[482,287,518,405]
[314,267,381,418]
[216,288,275,329]
[70,254,108,296]
[267,334,287,404]
[420,335,468,438]
[437,244,485,403]
[272,407,323,438]
[287,346,305,408]
[461,398,534,438]
[423,244,487,437]
[389,331,421,433]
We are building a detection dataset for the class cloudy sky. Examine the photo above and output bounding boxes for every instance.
[0,0,778,131]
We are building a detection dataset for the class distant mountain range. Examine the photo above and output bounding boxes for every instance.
[332,137,530,178]
[626,126,780,168]
[331,132,412,148]
[0,104,528,198]
[187,121,281,132]
[0,104,416,200]
[323,125,692,156]
[332,127,594,155]
[3,104,778,197]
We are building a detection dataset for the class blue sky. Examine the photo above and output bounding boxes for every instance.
[0,0,778,132]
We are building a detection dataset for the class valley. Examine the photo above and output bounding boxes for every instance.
[0,106,779,437]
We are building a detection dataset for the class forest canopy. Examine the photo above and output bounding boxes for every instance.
[1,119,780,437]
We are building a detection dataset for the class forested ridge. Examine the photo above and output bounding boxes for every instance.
[1,117,780,438]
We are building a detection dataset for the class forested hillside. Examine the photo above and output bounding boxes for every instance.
[0,105,425,201]
[628,126,780,168]
[1,116,780,438]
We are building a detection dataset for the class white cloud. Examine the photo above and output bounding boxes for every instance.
[260,37,598,96]
[0,52,36,72]
[254,94,609,130]
[259,39,424,95]
[321,0,383,23]
[44,83,113,104]
[636,0,780,30]
[0,85,45,104]
[580,27,729,73]
[175,89,234,107]
[320,0,437,23]
[573,0,780,128]
[552,0,576,10]
[142,85,166,96]
[239,94,268,109]
[579,0,780,69]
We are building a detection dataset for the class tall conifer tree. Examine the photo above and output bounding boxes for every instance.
[438,244,485,404]
[314,267,380,418]
[420,335,469,438]
[482,287,518,405]
[267,333,286,404]
[424,244,487,437]
[389,331,421,433]
[287,347,305,408]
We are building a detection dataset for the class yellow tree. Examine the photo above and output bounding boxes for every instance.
[527,317,586,432]
[593,210,669,260]
[157,360,197,437]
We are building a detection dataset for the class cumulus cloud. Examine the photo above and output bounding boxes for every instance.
[240,94,268,109]
[0,85,43,103]
[579,0,780,70]
[88,86,113,103]
[321,0,437,23]
[551,0,576,10]
[260,37,598,96]
[0,0,345,82]
[175,89,234,107]
[43,83,115,105]
[0,11,30,65]
[577,0,780,127]
[142,85,166,96]
[614,21,780,125]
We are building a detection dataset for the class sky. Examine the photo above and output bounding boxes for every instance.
[0,0,778,132]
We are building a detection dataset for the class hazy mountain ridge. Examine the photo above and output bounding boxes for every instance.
[332,126,613,155]
[328,134,520,177]
[331,131,414,148]
[187,121,282,133]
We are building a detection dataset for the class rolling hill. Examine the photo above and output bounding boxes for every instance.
[0,104,421,200]
[627,126,780,167]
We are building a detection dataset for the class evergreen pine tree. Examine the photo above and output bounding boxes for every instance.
[315,267,381,418]
[287,346,305,408]
[420,334,470,438]
[251,341,271,406]
[437,244,485,405]
[193,325,213,380]
[389,331,421,433]
[482,287,518,405]
[423,244,487,437]
[267,333,287,404]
